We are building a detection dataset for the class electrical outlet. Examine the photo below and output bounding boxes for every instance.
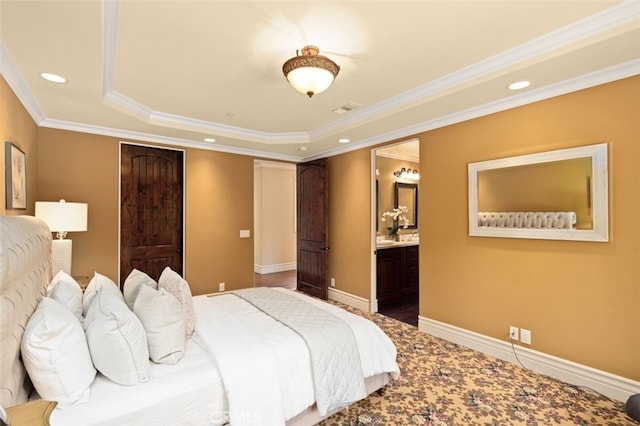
[520,328,532,345]
[330,278,336,287]
[509,326,519,340]
[219,282,225,292]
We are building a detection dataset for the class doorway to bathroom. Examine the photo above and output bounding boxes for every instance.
[372,139,420,326]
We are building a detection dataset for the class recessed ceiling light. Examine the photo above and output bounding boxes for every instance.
[204,137,216,143]
[299,146,308,151]
[40,72,66,83]
[338,138,350,143]
[508,80,531,91]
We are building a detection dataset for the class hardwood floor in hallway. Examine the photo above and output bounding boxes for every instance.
[254,270,296,290]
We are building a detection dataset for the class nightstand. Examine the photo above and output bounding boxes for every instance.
[6,400,57,426]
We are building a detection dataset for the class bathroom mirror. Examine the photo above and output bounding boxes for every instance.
[468,143,608,242]
[395,182,418,229]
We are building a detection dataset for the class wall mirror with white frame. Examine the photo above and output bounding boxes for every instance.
[468,143,609,242]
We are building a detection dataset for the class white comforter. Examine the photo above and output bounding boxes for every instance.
[193,288,399,426]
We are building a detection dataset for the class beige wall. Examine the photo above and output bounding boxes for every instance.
[253,161,296,272]
[328,76,639,381]
[0,76,38,216]
[3,71,638,381]
[328,149,372,298]
[36,129,254,295]
[419,76,639,380]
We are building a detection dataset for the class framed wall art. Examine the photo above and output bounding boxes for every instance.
[5,142,27,209]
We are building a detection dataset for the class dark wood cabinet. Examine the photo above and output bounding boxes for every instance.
[376,245,418,309]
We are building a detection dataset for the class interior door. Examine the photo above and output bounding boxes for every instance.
[296,158,329,299]
[120,144,184,285]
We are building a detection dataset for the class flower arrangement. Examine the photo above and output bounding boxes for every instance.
[381,206,409,239]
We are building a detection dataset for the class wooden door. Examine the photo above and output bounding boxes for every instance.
[120,144,183,285]
[296,158,329,299]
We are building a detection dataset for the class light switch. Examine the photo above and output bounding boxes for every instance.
[240,229,250,238]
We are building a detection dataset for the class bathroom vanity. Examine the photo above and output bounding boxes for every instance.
[376,241,418,310]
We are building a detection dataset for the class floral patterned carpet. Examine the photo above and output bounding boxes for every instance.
[321,306,637,426]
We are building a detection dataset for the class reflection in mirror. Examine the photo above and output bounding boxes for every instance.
[395,182,418,229]
[468,143,608,242]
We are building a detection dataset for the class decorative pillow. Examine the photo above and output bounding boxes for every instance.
[47,270,83,321]
[84,288,150,385]
[82,272,123,316]
[123,269,157,310]
[21,297,96,408]
[158,267,196,338]
[133,285,186,364]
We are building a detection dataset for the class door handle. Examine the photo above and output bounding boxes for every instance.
[176,248,182,254]
[322,247,330,251]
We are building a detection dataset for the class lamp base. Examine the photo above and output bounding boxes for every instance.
[51,239,72,275]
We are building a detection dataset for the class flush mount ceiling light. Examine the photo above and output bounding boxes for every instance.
[508,80,531,90]
[40,72,66,83]
[282,45,340,98]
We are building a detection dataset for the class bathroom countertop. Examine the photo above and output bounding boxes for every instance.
[376,240,419,249]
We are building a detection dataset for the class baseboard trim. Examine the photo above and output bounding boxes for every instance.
[254,262,296,274]
[418,316,640,402]
[328,288,370,312]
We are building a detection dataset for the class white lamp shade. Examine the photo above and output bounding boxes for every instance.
[286,66,335,96]
[35,200,88,233]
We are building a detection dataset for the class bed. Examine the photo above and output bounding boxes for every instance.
[0,215,400,425]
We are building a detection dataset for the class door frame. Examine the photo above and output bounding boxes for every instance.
[117,141,186,286]
[370,147,378,313]
[370,139,420,313]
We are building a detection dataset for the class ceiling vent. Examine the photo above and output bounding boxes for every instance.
[332,101,362,115]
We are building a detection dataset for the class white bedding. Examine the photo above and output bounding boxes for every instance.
[49,337,225,426]
[193,288,400,426]
[47,288,399,426]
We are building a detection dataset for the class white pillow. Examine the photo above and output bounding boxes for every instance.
[123,269,157,310]
[133,285,186,364]
[82,272,123,316]
[47,271,83,320]
[158,267,196,338]
[21,297,96,408]
[84,288,150,385]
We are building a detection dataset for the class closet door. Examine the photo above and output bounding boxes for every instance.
[296,158,328,300]
[120,144,184,285]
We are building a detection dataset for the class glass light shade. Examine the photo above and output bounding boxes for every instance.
[35,200,88,234]
[282,45,339,98]
[286,66,335,97]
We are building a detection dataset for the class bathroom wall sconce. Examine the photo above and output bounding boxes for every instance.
[393,168,420,181]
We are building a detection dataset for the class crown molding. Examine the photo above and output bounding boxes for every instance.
[100,0,639,147]
[102,0,120,95]
[375,152,419,163]
[2,1,637,162]
[38,117,303,162]
[0,40,46,124]
[308,59,640,162]
[254,160,296,170]
[308,1,640,142]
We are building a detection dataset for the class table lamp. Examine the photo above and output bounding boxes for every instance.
[35,199,88,275]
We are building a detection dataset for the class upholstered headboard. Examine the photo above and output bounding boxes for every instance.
[0,215,51,407]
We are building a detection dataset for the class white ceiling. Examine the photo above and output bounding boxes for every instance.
[1,1,639,162]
